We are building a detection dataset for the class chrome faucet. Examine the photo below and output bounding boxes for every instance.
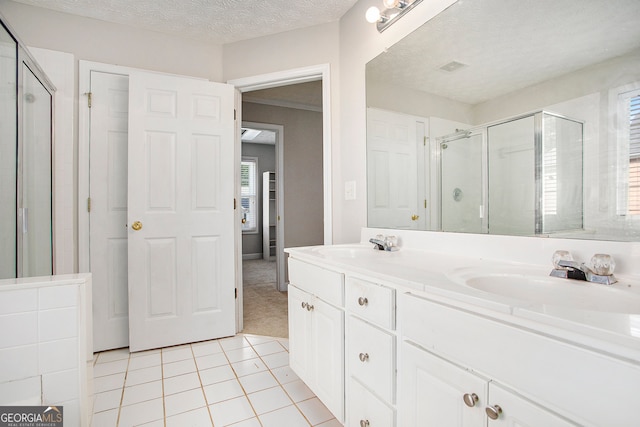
[369,235,398,251]
[550,254,617,285]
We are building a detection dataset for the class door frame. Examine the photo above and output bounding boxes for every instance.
[241,121,286,292]
[228,64,333,333]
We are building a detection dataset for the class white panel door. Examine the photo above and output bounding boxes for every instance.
[89,71,130,352]
[367,108,423,229]
[127,71,235,352]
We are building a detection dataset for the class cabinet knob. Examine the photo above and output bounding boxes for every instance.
[306,304,314,311]
[485,404,502,420]
[358,352,369,362]
[358,297,368,306]
[463,393,479,407]
[360,420,370,427]
[301,302,307,309]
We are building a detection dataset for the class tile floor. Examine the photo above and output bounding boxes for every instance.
[90,334,342,427]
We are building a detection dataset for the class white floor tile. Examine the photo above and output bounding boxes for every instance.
[228,417,261,426]
[92,388,122,413]
[248,385,293,415]
[89,408,118,427]
[125,365,163,387]
[231,358,268,377]
[165,406,212,427]
[191,340,223,357]
[209,395,256,426]
[297,397,333,426]
[163,372,201,396]
[130,348,160,358]
[93,358,129,378]
[118,398,164,426]
[244,335,278,346]
[128,352,161,371]
[203,378,244,404]
[164,388,207,417]
[283,380,314,403]
[219,335,251,351]
[224,346,258,363]
[163,358,197,378]
[316,419,342,427]
[277,339,289,351]
[252,341,286,356]
[162,345,194,363]
[238,371,278,394]
[137,420,165,427]
[259,405,310,427]
[261,351,289,369]
[122,380,163,407]
[95,348,130,364]
[93,372,125,394]
[271,366,300,385]
[199,365,236,386]
[195,352,228,370]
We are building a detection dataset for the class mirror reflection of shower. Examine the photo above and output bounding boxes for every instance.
[440,111,583,236]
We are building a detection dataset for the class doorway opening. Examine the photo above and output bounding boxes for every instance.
[235,76,327,338]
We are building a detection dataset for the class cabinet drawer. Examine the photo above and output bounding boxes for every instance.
[347,378,395,427]
[347,316,395,404]
[288,258,344,307]
[346,277,395,330]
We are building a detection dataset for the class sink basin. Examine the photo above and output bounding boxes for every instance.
[449,268,640,314]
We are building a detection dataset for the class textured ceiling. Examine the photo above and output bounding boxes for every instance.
[367,0,640,105]
[10,0,358,44]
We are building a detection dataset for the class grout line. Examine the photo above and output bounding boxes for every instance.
[160,348,167,427]
[114,353,130,427]
[190,342,216,426]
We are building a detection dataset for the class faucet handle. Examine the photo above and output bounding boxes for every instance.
[590,254,615,276]
[552,250,574,269]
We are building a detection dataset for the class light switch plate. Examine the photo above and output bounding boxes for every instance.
[345,180,356,200]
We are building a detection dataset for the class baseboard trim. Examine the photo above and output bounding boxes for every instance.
[242,253,263,260]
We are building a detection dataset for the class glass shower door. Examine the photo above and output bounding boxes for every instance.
[441,133,484,233]
[19,62,53,277]
[0,24,16,279]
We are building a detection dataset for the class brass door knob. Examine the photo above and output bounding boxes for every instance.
[241,218,247,224]
[411,214,419,221]
[131,221,143,231]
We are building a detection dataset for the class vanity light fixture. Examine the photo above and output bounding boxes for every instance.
[366,0,423,32]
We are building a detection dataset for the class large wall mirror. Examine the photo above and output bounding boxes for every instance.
[366,0,640,241]
[0,18,55,279]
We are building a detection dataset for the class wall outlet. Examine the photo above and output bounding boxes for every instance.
[345,181,356,200]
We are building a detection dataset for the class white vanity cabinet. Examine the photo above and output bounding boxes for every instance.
[398,292,640,426]
[399,341,575,426]
[345,277,397,427]
[287,258,345,422]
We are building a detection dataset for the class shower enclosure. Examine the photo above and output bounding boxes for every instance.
[0,18,55,279]
[440,111,583,236]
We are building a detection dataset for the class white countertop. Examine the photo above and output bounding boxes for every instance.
[286,243,640,362]
[0,273,92,291]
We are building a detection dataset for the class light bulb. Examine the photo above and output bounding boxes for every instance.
[383,0,400,8]
[365,6,382,23]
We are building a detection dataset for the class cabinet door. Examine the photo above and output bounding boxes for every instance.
[288,285,313,384]
[398,341,487,427]
[487,383,577,426]
[312,295,345,422]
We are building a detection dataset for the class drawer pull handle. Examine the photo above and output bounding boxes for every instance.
[358,352,369,362]
[360,420,370,427]
[358,297,369,306]
[463,393,479,407]
[306,304,314,311]
[301,302,307,309]
[485,404,502,420]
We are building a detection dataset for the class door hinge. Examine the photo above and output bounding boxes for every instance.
[87,197,92,212]
[424,136,428,146]
[235,288,238,299]
[234,109,237,120]
[424,199,427,209]
[234,198,237,209]
[86,92,92,108]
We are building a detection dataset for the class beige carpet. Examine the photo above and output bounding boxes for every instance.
[242,259,289,338]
